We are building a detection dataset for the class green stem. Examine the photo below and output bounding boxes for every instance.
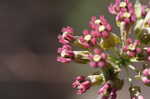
[128,65,139,73]
[125,66,133,85]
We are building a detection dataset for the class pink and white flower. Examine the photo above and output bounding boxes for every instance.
[72,76,91,94]
[57,45,74,63]
[108,0,136,25]
[58,26,75,44]
[78,30,97,48]
[89,48,107,68]
[123,38,142,57]
[89,16,112,38]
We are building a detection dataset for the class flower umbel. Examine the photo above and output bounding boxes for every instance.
[56,0,150,99]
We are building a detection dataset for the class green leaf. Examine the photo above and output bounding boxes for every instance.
[99,33,120,50]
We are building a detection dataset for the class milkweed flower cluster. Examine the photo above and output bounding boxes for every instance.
[56,0,150,99]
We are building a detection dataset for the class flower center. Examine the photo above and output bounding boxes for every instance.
[84,34,92,41]
[61,50,67,57]
[123,12,131,18]
[128,44,136,51]
[62,32,68,37]
[95,19,101,24]
[99,25,105,32]
[93,54,101,62]
[120,2,127,8]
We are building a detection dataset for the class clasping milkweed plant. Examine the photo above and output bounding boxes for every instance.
[56,0,150,99]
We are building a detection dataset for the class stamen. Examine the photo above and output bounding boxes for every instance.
[84,35,92,41]
[93,55,101,62]
[95,19,101,24]
[99,25,105,32]
[123,12,131,18]
[62,32,68,37]
[61,50,66,57]
[120,2,127,8]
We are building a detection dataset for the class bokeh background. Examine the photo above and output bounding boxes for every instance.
[0,0,149,99]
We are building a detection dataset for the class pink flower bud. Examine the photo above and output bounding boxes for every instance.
[142,68,150,85]
[78,30,98,48]
[57,45,74,63]
[146,48,150,54]
[72,76,91,94]
[142,69,150,76]
[58,26,75,44]
[98,83,110,95]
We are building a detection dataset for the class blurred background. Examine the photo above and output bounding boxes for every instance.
[0,0,149,99]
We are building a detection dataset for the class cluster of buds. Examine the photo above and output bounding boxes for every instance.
[56,0,150,99]
[123,38,142,57]
[108,0,136,25]
[89,16,112,38]
[72,76,91,94]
